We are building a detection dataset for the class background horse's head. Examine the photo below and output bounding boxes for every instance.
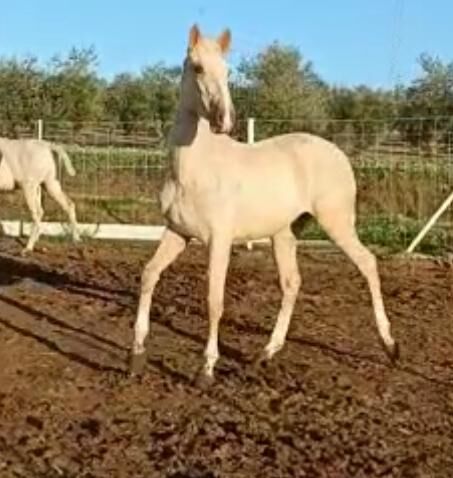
[181,24,235,134]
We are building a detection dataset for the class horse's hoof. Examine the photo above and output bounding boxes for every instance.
[20,249,31,257]
[128,351,147,376]
[385,341,400,365]
[252,349,271,369]
[194,371,215,390]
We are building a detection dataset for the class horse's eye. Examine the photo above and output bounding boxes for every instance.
[193,63,204,75]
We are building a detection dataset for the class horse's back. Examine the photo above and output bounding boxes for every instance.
[255,132,351,165]
[239,131,355,193]
[3,139,55,184]
[230,132,357,227]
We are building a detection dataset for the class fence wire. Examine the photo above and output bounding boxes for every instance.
[0,118,452,253]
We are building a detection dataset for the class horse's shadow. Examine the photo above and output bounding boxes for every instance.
[0,250,246,364]
[228,319,453,388]
[0,291,199,384]
[1,251,450,389]
[0,250,131,297]
[0,252,196,382]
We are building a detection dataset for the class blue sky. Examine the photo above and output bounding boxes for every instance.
[0,0,451,88]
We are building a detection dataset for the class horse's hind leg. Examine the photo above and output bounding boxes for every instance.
[22,182,43,254]
[316,204,398,361]
[45,179,80,242]
[130,228,187,375]
[260,227,301,361]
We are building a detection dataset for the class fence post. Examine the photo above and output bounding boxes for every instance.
[406,191,453,253]
[247,117,255,145]
[246,117,255,251]
[37,119,43,140]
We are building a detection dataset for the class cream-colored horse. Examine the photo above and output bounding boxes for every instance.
[130,25,399,382]
[0,138,80,254]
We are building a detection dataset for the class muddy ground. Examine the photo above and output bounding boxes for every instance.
[0,237,452,477]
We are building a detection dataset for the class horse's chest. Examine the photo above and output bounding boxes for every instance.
[160,179,209,240]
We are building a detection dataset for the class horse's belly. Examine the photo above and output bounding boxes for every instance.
[234,217,293,240]
[233,199,303,240]
[231,161,311,240]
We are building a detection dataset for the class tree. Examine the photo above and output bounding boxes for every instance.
[104,73,150,133]
[0,57,44,135]
[141,64,181,125]
[236,43,329,139]
[327,86,396,153]
[397,53,453,151]
[42,46,104,128]
[104,64,180,137]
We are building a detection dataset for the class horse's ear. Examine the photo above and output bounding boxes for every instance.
[188,24,201,50]
[217,28,231,54]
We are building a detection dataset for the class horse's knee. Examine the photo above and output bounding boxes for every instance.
[141,264,159,293]
[281,271,301,296]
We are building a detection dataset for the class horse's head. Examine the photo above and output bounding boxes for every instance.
[181,24,235,134]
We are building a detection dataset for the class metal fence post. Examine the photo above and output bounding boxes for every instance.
[246,118,255,251]
[37,119,43,140]
[247,117,255,145]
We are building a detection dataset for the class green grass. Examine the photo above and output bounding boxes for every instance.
[2,145,452,255]
[294,215,451,255]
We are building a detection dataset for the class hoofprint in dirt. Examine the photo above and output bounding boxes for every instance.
[0,238,452,477]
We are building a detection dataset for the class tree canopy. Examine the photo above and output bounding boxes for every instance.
[0,44,451,147]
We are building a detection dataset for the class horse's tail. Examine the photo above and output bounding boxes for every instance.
[49,143,76,177]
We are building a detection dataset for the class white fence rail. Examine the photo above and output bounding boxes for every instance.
[0,117,452,253]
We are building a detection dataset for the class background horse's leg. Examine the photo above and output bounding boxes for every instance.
[200,234,232,382]
[316,205,399,361]
[262,227,301,360]
[130,228,187,375]
[22,183,43,254]
[45,179,80,243]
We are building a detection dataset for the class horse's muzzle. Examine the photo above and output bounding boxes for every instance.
[210,104,235,134]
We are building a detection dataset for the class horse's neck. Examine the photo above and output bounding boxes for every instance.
[169,109,211,148]
[167,110,214,179]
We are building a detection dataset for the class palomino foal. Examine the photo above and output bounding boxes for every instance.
[130,25,399,382]
[0,138,80,254]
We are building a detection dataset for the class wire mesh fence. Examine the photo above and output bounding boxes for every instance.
[254,118,453,253]
[0,117,452,253]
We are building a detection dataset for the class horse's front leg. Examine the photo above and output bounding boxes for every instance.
[129,228,187,375]
[198,234,232,385]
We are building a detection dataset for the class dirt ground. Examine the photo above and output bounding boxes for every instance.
[0,237,452,477]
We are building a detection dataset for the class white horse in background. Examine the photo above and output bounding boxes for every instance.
[130,25,399,383]
[0,138,80,254]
